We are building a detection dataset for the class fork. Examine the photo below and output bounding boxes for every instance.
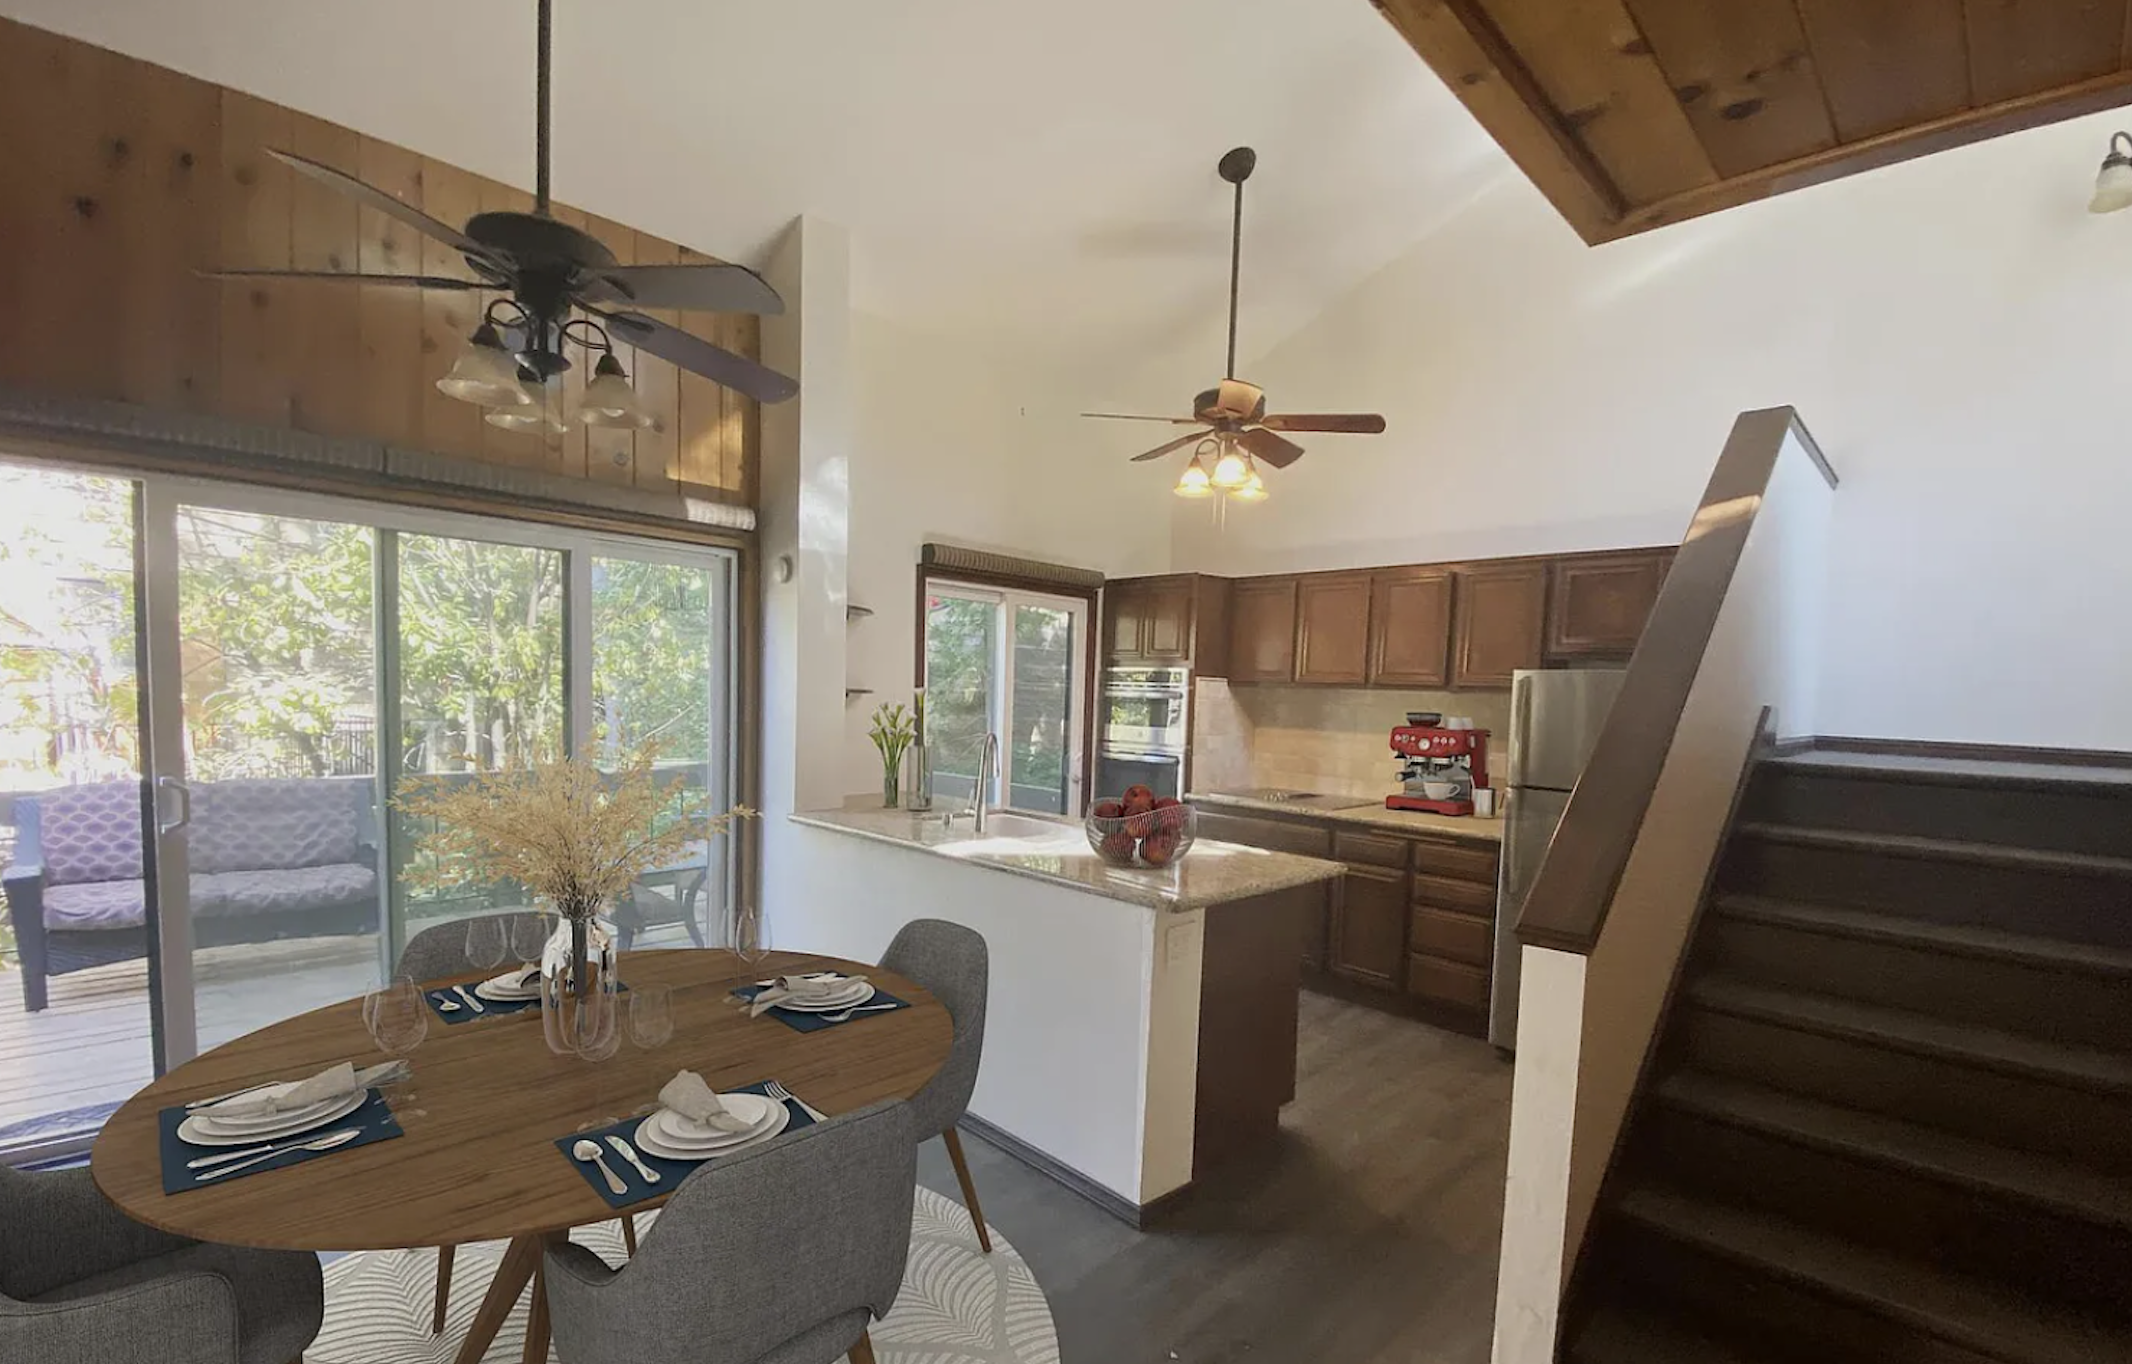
[762,1080,826,1122]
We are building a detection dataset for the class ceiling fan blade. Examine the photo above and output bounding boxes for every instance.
[1082,412,1202,424]
[580,263,785,315]
[198,269,485,289]
[1237,426,1305,469]
[1257,413,1387,434]
[602,310,798,405]
[266,148,491,260]
[1131,430,1213,462]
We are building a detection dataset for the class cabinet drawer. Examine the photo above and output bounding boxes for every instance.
[1407,954,1489,1011]
[1409,906,1493,968]
[1333,830,1410,870]
[1410,838,1500,885]
[1411,872,1495,916]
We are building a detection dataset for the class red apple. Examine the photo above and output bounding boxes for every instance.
[1125,809,1157,838]
[1140,830,1179,866]
[1122,784,1155,805]
[1092,799,1125,820]
[1098,829,1137,863]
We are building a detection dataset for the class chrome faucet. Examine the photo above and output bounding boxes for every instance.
[971,732,999,833]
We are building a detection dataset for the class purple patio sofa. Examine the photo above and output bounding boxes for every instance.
[3,777,380,1011]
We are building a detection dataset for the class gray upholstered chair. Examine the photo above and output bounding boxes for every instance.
[879,918,992,1252]
[544,1099,917,1364]
[398,911,645,1331]
[0,1163,322,1364]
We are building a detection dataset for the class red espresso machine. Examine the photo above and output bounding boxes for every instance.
[1387,718,1491,815]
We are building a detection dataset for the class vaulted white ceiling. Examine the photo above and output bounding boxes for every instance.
[3,0,1517,386]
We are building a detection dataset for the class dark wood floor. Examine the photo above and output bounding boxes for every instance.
[921,990,1514,1363]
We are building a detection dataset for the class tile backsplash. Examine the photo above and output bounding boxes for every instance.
[1193,680,1510,800]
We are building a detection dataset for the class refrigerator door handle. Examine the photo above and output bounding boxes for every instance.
[1509,671,1534,789]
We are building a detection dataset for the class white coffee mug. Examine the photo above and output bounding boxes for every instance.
[1472,788,1498,817]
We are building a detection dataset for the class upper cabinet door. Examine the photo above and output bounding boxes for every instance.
[1106,584,1145,661]
[1547,551,1671,658]
[1367,567,1454,687]
[1294,572,1373,685]
[1141,578,1194,663]
[1228,577,1299,683]
[1452,562,1546,688]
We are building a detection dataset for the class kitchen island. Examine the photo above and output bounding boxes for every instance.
[776,804,1344,1222]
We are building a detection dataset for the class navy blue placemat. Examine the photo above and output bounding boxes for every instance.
[730,984,912,1033]
[425,977,627,1024]
[553,1080,820,1210]
[160,1089,403,1194]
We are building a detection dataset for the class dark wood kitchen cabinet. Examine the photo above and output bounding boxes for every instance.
[1227,577,1299,682]
[1105,575,1232,672]
[1330,864,1409,988]
[1294,572,1373,685]
[1367,566,1454,687]
[1547,549,1671,659]
[1451,562,1547,688]
[1196,809,1333,969]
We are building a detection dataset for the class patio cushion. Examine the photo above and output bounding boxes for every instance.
[41,879,148,931]
[189,779,369,875]
[189,863,377,918]
[30,1237,324,1364]
[36,781,143,887]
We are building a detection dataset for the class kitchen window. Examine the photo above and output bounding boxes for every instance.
[922,581,1089,815]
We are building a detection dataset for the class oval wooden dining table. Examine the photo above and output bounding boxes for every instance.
[91,948,952,1364]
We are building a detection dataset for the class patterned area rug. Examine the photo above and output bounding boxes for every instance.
[313,1186,1060,1364]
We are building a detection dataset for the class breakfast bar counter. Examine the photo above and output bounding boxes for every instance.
[776,803,1344,1222]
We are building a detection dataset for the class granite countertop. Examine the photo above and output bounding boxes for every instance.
[788,805,1345,912]
[1187,790,1505,844]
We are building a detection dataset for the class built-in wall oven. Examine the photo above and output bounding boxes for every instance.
[1095,665,1189,800]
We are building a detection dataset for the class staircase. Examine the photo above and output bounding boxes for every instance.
[1563,750,2132,1364]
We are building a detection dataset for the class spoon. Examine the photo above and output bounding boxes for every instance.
[574,1138,628,1195]
[196,1128,363,1181]
[430,993,462,1013]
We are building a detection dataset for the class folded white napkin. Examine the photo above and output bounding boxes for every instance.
[206,1060,407,1119]
[658,1070,754,1133]
[748,972,866,1017]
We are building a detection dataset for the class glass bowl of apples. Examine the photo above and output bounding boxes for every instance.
[1085,787,1197,869]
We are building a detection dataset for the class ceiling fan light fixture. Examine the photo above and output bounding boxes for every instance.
[1174,450,1214,498]
[484,367,566,433]
[2094,133,2132,213]
[579,352,654,429]
[437,322,533,407]
[1211,442,1252,489]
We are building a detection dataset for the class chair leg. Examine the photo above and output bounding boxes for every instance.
[432,1244,456,1333]
[621,1213,638,1256]
[848,1328,877,1364]
[942,1126,993,1254]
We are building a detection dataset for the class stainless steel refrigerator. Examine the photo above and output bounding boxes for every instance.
[1491,667,1628,1051]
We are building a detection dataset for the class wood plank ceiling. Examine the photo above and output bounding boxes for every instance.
[1373,0,2132,243]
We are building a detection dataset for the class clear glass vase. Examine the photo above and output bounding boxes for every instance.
[540,912,621,1061]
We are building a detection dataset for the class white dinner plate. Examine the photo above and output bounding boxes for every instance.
[178,1088,367,1146]
[648,1092,781,1142]
[185,1082,355,1134]
[772,982,876,1013]
[635,1098,789,1160]
[475,967,543,1002]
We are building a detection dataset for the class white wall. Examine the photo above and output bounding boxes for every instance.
[1174,110,2132,752]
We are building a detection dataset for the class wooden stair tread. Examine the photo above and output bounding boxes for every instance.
[1712,894,2132,977]
[1764,751,2132,796]
[1685,976,2132,1094]
[1615,1184,2132,1364]
[1655,1070,2132,1229]
[1571,1299,1761,1364]
[1734,821,2132,878]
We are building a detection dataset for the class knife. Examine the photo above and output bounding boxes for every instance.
[607,1134,662,1184]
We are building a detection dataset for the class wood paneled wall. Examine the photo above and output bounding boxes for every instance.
[0,18,754,501]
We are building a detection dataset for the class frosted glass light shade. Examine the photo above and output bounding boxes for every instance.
[436,323,530,407]
[1210,446,1251,488]
[579,353,654,429]
[2094,155,2132,214]
[1174,454,1213,498]
[1229,470,1268,502]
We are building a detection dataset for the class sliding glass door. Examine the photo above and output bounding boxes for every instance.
[0,459,740,1162]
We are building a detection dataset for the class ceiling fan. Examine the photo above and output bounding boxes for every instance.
[202,0,796,430]
[1084,147,1384,501]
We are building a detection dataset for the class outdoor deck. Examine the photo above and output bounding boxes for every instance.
[0,915,705,1142]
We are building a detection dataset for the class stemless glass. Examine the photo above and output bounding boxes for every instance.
[465,916,508,972]
[363,976,429,1056]
[628,983,675,1049]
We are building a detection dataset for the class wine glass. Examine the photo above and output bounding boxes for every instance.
[465,916,508,972]
[628,983,675,1049]
[730,901,770,969]
[363,975,429,1056]
[510,910,553,968]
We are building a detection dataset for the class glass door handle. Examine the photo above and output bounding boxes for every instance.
[155,775,192,834]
